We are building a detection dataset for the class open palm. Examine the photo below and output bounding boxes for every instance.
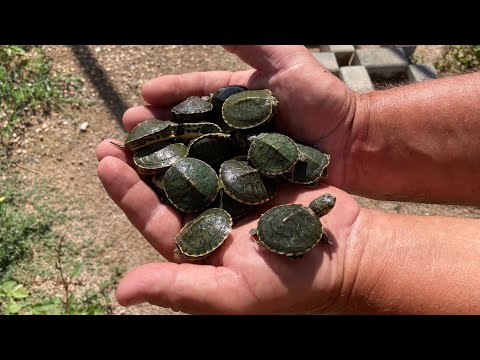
[97,46,361,314]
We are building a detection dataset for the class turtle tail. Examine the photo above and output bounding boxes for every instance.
[110,141,126,149]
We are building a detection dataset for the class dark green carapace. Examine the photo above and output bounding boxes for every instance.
[175,208,232,260]
[250,193,336,258]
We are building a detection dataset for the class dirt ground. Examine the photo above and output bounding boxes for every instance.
[8,45,480,315]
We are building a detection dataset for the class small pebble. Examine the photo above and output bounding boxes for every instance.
[80,122,89,131]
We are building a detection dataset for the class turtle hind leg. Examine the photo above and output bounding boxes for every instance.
[288,254,304,260]
[249,228,262,244]
[320,232,333,246]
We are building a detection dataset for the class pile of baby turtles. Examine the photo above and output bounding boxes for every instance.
[114,86,334,261]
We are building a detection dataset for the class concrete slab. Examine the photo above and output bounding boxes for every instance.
[339,66,374,93]
[319,45,355,66]
[311,52,339,76]
[383,45,417,58]
[407,64,437,82]
[353,48,409,80]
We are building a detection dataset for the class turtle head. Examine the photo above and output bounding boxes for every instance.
[267,95,279,109]
[247,135,258,143]
[308,193,336,217]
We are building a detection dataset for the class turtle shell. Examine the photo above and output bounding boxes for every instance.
[188,133,233,166]
[175,208,232,260]
[210,190,253,220]
[133,142,188,175]
[229,155,248,162]
[149,172,170,204]
[219,122,237,134]
[251,204,322,257]
[175,122,222,142]
[163,158,219,213]
[233,123,273,151]
[219,159,275,205]
[247,132,299,176]
[222,89,279,129]
[211,85,248,113]
[171,96,213,123]
[122,119,177,151]
[250,193,336,257]
[284,144,330,185]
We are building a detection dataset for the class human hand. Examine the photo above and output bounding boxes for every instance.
[96,45,361,314]
[97,140,360,313]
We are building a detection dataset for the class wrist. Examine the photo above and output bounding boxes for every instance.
[341,91,373,195]
[327,208,399,314]
[320,88,368,191]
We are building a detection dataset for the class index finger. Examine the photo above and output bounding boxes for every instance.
[97,156,183,261]
[141,69,255,106]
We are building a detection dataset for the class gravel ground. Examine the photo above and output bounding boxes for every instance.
[7,45,480,315]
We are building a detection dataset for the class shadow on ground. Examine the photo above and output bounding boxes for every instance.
[68,45,129,130]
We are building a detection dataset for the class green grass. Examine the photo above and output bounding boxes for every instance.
[0,45,93,138]
[435,45,480,74]
[0,175,57,280]
[0,46,120,314]
[0,175,123,315]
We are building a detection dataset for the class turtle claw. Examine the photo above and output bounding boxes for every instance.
[321,232,333,246]
[110,141,126,149]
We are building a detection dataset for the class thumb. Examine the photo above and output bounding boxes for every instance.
[223,45,312,73]
[116,262,258,314]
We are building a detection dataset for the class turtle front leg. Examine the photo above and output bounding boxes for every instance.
[320,232,333,246]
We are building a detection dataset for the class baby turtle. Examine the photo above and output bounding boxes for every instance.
[133,142,188,175]
[175,208,232,261]
[219,159,276,206]
[233,123,273,151]
[284,144,330,186]
[150,172,170,204]
[171,96,213,123]
[249,193,336,258]
[222,89,279,129]
[187,133,233,166]
[163,158,219,213]
[247,132,299,176]
[112,119,177,151]
[211,85,248,115]
[175,122,222,142]
[210,190,253,220]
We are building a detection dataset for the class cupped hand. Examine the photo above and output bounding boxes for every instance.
[97,45,361,314]
[97,144,360,314]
